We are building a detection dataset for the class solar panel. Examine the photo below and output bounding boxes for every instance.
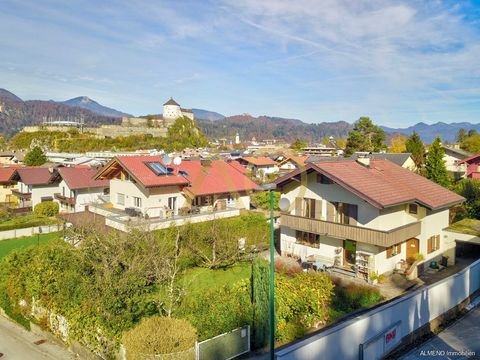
[145,162,168,175]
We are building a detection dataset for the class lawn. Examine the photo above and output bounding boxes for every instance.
[0,232,60,260]
[448,218,480,236]
[179,262,252,293]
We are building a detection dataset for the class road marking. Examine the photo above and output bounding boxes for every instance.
[33,339,47,345]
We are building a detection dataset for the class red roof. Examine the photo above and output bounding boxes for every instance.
[0,168,16,183]
[228,160,249,174]
[457,153,480,164]
[14,167,55,185]
[58,167,109,190]
[179,160,260,196]
[96,156,190,188]
[239,157,277,166]
[275,159,464,210]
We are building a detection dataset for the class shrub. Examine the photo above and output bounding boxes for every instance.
[34,201,59,217]
[330,278,383,314]
[250,191,280,210]
[274,258,302,276]
[177,280,253,341]
[122,317,197,360]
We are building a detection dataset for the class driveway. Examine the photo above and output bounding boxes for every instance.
[399,305,480,360]
[0,315,75,359]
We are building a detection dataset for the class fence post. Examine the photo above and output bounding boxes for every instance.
[195,341,199,360]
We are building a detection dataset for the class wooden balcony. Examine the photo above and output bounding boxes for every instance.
[11,189,31,199]
[281,214,421,247]
[54,193,76,205]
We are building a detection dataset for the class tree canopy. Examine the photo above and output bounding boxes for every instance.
[290,139,308,150]
[388,134,408,153]
[24,146,47,166]
[405,132,425,171]
[167,116,208,150]
[345,117,386,156]
[425,137,450,187]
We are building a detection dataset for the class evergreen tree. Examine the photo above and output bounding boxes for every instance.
[24,146,47,166]
[405,132,425,171]
[252,258,270,349]
[425,137,450,187]
[345,117,386,156]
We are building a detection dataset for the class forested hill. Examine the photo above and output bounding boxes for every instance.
[198,114,353,142]
[0,89,119,136]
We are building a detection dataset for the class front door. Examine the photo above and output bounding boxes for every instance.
[406,238,419,264]
[344,240,357,266]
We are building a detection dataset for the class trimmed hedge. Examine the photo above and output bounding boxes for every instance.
[34,201,59,218]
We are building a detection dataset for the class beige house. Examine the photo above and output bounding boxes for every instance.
[0,167,18,205]
[275,158,464,278]
[94,156,259,220]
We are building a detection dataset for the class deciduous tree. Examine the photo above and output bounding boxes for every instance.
[388,134,407,153]
[24,146,47,166]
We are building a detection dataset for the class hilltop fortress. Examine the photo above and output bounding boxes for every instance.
[22,98,193,138]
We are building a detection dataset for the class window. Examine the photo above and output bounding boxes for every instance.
[303,198,316,219]
[335,203,358,225]
[168,196,177,210]
[296,231,320,248]
[409,204,418,214]
[133,196,142,207]
[117,193,125,206]
[427,235,440,254]
[317,174,333,184]
[386,243,402,258]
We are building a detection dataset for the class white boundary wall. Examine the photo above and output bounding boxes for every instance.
[0,224,64,241]
[275,259,480,360]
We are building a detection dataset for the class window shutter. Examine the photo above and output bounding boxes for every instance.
[435,235,440,250]
[427,237,433,253]
[386,246,393,258]
[327,201,336,222]
[315,200,322,219]
[295,198,303,216]
[349,204,358,225]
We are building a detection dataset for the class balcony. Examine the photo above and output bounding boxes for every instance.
[54,193,76,205]
[281,214,421,247]
[11,189,31,199]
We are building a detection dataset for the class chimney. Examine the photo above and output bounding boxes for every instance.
[356,155,371,167]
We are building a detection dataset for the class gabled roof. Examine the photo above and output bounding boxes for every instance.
[57,167,109,190]
[95,156,190,188]
[442,146,472,159]
[278,156,308,167]
[456,153,480,165]
[179,160,260,197]
[0,168,16,183]
[351,153,413,167]
[275,159,464,210]
[163,97,180,106]
[228,160,249,174]
[239,156,277,166]
[13,167,56,185]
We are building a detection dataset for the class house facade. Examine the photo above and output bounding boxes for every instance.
[11,168,58,209]
[237,157,278,176]
[456,154,480,179]
[442,145,472,179]
[54,167,109,213]
[275,158,464,277]
[0,168,18,205]
[94,156,259,219]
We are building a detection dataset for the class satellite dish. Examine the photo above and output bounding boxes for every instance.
[162,155,172,165]
[279,197,291,212]
[173,156,182,166]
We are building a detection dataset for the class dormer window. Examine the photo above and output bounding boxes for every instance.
[408,204,418,214]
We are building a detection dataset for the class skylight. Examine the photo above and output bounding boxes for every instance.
[145,162,169,176]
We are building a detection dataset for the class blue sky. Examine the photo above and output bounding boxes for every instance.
[1,0,480,127]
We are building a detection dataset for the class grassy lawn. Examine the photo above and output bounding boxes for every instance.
[0,232,60,260]
[179,262,252,293]
[448,218,480,236]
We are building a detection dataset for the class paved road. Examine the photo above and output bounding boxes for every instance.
[400,305,480,360]
[0,315,75,359]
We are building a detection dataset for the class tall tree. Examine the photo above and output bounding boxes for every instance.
[345,117,386,156]
[457,128,467,143]
[405,132,425,171]
[460,133,480,153]
[24,146,47,166]
[425,137,450,187]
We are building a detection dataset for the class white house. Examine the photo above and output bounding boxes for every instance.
[237,156,279,177]
[53,167,109,213]
[94,156,259,219]
[275,158,464,278]
[11,167,58,209]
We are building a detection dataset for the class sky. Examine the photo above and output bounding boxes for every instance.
[1,0,480,127]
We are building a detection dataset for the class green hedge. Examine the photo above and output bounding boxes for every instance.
[0,218,59,232]
[34,201,59,218]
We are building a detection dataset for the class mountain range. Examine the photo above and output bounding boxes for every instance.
[1,87,479,142]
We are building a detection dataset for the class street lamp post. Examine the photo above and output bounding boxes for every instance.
[261,184,290,360]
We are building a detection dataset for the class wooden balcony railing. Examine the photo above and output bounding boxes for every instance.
[54,193,76,205]
[11,189,31,199]
[281,214,421,247]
